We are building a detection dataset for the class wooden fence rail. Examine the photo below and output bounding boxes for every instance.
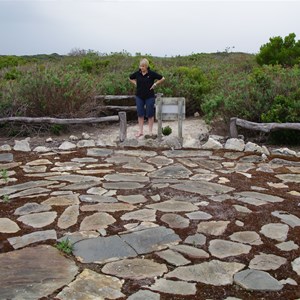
[230,117,300,138]
[0,112,128,142]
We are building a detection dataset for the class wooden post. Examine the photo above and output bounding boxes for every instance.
[118,111,127,142]
[178,98,184,145]
[156,96,163,141]
[230,117,238,138]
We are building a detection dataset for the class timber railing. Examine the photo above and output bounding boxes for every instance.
[0,111,128,142]
[230,117,300,138]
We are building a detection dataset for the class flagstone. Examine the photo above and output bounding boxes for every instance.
[127,290,160,300]
[197,220,230,236]
[190,173,219,181]
[87,186,107,195]
[234,269,283,291]
[59,141,76,150]
[0,218,20,233]
[120,226,181,254]
[0,245,78,300]
[191,158,223,170]
[102,258,167,280]
[9,187,51,199]
[172,180,235,195]
[77,169,113,175]
[155,249,191,266]
[14,202,51,215]
[147,278,197,295]
[121,209,156,222]
[117,194,147,204]
[0,153,13,162]
[73,235,137,263]
[22,165,47,173]
[267,182,288,188]
[184,233,207,246]
[0,162,21,170]
[0,180,59,197]
[185,211,213,220]
[249,253,287,270]
[105,154,141,164]
[233,205,252,213]
[209,239,251,258]
[0,144,11,151]
[59,180,100,190]
[104,173,149,182]
[56,268,124,300]
[123,162,156,172]
[81,202,135,212]
[147,155,174,167]
[45,174,101,183]
[123,222,158,233]
[58,231,100,244]
[170,244,209,259]
[276,174,300,183]
[79,212,116,231]
[42,194,80,206]
[114,149,157,157]
[161,213,189,228]
[292,257,300,275]
[271,210,300,228]
[234,191,284,206]
[276,241,299,251]
[229,231,263,245]
[58,205,79,229]
[71,157,98,163]
[8,229,57,249]
[103,182,146,190]
[148,164,192,179]
[147,200,198,212]
[79,194,118,203]
[162,150,212,157]
[260,223,289,241]
[17,211,57,228]
[165,260,245,285]
[14,139,31,152]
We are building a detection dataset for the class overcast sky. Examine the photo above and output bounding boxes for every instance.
[1,0,299,57]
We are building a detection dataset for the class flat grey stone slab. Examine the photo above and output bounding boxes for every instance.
[292,257,300,275]
[276,241,299,251]
[79,212,116,231]
[104,173,149,182]
[229,231,263,245]
[87,148,114,157]
[14,202,52,216]
[79,194,117,203]
[185,211,213,220]
[81,202,135,212]
[147,155,174,167]
[114,149,157,157]
[56,268,124,300]
[197,220,230,236]
[14,139,31,152]
[73,235,137,263]
[161,213,190,228]
[260,223,289,241]
[8,187,51,199]
[275,173,300,183]
[234,269,283,291]
[103,182,145,190]
[209,239,251,258]
[0,218,20,233]
[171,180,235,195]
[45,174,101,183]
[117,194,147,204]
[120,226,181,254]
[155,249,191,266]
[165,260,245,285]
[121,209,156,222]
[184,233,207,246]
[42,194,80,206]
[0,180,58,197]
[234,191,284,206]
[17,211,57,228]
[8,229,57,249]
[149,164,192,179]
[0,153,13,162]
[0,245,78,300]
[102,258,167,280]
[147,278,197,295]
[146,200,198,212]
[162,150,212,157]
[58,205,79,229]
[249,253,287,270]
[123,162,155,172]
[271,210,300,228]
[127,290,160,300]
[169,244,209,259]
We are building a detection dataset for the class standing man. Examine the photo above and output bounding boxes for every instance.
[129,58,165,138]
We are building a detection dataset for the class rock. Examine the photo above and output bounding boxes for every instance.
[209,239,251,258]
[79,212,116,231]
[229,231,263,245]
[161,213,190,228]
[58,141,77,150]
[0,245,78,300]
[201,137,223,150]
[155,249,190,266]
[0,218,20,233]
[260,223,289,242]
[249,253,287,270]
[224,138,245,152]
[127,290,160,300]
[197,220,230,236]
[244,142,263,153]
[102,258,167,280]
[17,211,57,228]
[13,139,31,152]
[234,269,283,291]
[292,257,300,275]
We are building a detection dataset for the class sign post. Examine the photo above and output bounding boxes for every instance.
[155,95,186,144]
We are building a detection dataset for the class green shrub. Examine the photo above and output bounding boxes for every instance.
[162,125,172,136]
[56,239,73,254]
